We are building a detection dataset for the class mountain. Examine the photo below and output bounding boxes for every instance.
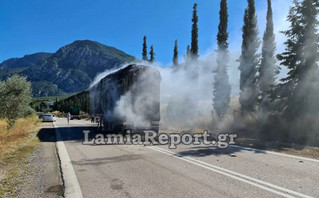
[0,40,136,97]
[0,52,52,69]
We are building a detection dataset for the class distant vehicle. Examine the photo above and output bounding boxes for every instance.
[70,106,81,120]
[90,64,161,133]
[42,113,56,122]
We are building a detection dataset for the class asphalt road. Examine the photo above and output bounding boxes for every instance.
[53,118,319,198]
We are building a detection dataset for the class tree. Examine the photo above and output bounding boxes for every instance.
[191,3,199,60]
[273,1,302,112]
[54,97,58,110]
[142,36,148,61]
[258,0,278,113]
[238,0,260,113]
[276,0,319,118]
[183,45,191,65]
[186,45,190,56]
[213,0,231,118]
[149,45,155,63]
[0,75,32,126]
[173,40,179,66]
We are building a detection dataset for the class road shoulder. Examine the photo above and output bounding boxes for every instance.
[15,122,64,198]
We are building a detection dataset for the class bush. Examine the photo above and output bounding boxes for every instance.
[0,75,32,127]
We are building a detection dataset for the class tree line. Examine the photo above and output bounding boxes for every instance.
[54,90,90,114]
[142,0,318,143]
[236,0,318,143]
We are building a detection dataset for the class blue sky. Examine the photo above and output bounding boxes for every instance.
[0,0,291,65]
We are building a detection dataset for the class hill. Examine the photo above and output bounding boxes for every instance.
[0,52,52,69]
[0,40,136,97]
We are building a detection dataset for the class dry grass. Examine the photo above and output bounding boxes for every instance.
[51,110,60,116]
[0,115,40,162]
[0,138,40,197]
[0,116,41,197]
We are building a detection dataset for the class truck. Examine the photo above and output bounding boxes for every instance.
[89,64,161,133]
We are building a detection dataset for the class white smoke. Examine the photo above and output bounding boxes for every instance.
[89,60,143,88]
[89,50,242,133]
[89,0,302,134]
[114,92,149,128]
[89,66,123,88]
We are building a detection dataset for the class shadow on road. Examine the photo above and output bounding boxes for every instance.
[175,145,266,157]
[37,126,57,142]
[37,125,98,143]
[72,154,143,166]
[37,124,313,159]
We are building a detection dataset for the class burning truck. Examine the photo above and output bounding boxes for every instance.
[89,64,161,133]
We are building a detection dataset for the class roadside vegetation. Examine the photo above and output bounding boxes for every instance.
[157,0,319,148]
[0,75,41,197]
[0,115,40,160]
[30,95,70,113]
[0,75,34,127]
[0,116,40,197]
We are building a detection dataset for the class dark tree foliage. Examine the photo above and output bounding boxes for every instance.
[191,3,199,60]
[276,0,319,118]
[173,40,179,66]
[238,0,260,113]
[258,0,278,113]
[56,90,90,113]
[149,45,155,63]
[213,0,231,118]
[216,0,229,51]
[142,36,148,61]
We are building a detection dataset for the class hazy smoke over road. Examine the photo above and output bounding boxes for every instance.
[135,57,239,132]
[89,55,240,132]
[89,0,318,145]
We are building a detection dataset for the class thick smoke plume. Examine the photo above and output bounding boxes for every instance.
[90,56,240,133]
[88,54,267,136]
[113,67,161,128]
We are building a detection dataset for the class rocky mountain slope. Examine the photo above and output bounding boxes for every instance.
[0,40,136,97]
[0,52,52,69]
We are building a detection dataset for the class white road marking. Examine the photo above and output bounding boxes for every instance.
[230,145,319,163]
[54,122,83,198]
[148,146,313,198]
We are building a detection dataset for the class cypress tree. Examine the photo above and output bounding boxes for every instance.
[142,36,148,61]
[184,45,191,65]
[213,0,231,118]
[149,45,155,63]
[238,0,260,113]
[186,45,190,57]
[173,40,178,66]
[258,0,278,113]
[191,3,199,60]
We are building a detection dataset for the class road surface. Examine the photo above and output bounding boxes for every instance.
[52,118,319,198]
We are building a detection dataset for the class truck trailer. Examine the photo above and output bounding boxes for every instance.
[89,64,161,133]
